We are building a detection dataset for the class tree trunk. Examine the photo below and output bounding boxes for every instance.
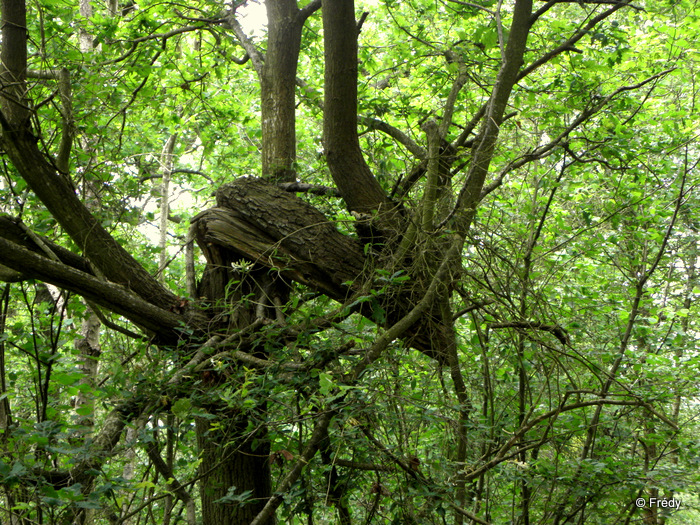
[196,411,272,525]
[321,0,391,216]
[261,0,302,182]
[192,244,276,524]
[191,3,325,518]
[0,0,28,127]
[193,179,298,524]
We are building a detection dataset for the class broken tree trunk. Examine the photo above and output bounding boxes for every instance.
[192,177,453,362]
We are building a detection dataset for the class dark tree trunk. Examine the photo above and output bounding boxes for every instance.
[0,0,28,127]
[321,0,391,216]
[196,411,272,525]
[191,234,277,524]
[191,3,325,519]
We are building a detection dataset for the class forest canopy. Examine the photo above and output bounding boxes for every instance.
[0,0,699,524]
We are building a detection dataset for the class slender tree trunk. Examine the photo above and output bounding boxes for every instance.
[261,0,302,182]
[158,134,177,279]
[78,0,94,52]
[0,0,28,128]
[322,0,391,215]
[0,284,23,525]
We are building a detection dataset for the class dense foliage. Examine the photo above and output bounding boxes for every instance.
[1,0,699,524]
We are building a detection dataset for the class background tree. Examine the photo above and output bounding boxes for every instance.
[1,0,699,524]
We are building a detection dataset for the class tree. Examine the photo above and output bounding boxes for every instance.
[1,0,699,524]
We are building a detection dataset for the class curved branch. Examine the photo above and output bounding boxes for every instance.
[298,0,322,22]
[99,24,218,66]
[0,128,177,309]
[296,75,425,163]
[0,237,189,339]
[525,0,635,76]
[452,0,533,236]
[225,13,264,76]
[359,116,427,159]
[322,0,392,215]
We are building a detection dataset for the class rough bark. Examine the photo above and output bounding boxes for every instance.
[192,184,286,525]
[196,410,273,525]
[197,0,321,506]
[190,177,365,525]
[261,1,302,182]
[322,0,393,216]
[0,0,28,127]
[193,177,366,302]
[192,177,453,361]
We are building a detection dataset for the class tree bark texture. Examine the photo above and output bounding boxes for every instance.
[192,177,453,362]
[321,0,392,216]
[0,0,28,127]
[196,410,273,525]
[261,0,303,182]
[193,177,366,303]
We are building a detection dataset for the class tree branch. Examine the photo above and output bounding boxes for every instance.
[359,116,427,159]
[533,0,643,22]
[0,237,190,339]
[249,410,334,525]
[481,67,674,200]
[145,442,197,525]
[526,1,635,73]
[225,12,264,77]
[26,68,73,173]
[452,0,533,236]
[277,181,341,196]
[322,0,392,215]
[0,215,93,277]
[489,321,570,345]
[298,0,322,22]
[99,24,219,66]
[0,127,178,309]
